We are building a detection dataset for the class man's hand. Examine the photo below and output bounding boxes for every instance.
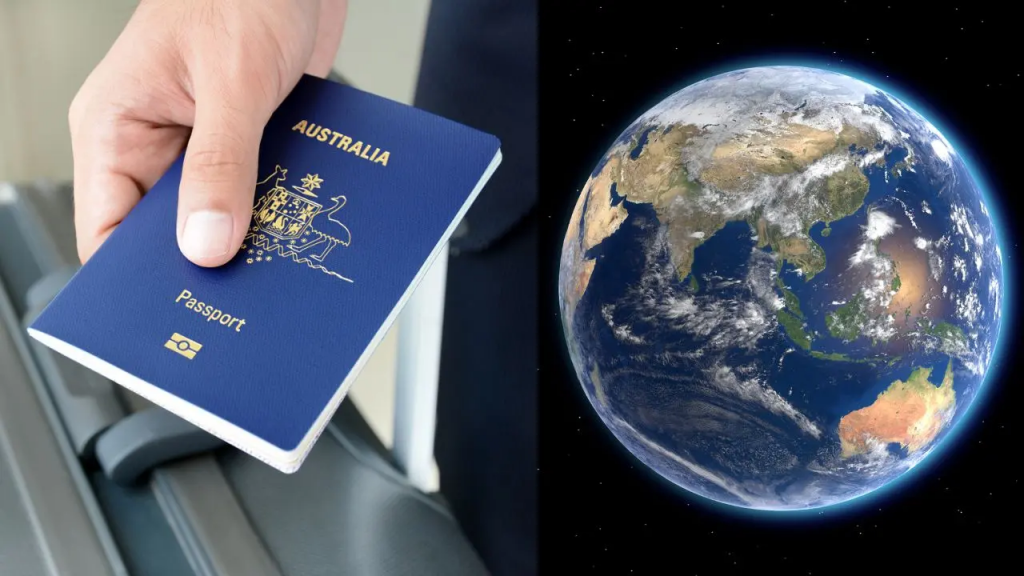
[70,0,346,266]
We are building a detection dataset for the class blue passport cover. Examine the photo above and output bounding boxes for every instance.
[29,75,501,472]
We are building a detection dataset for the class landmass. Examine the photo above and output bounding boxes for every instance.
[929,320,968,349]
[560,163,626,326]
[775,274,813,349]
[590,365,608,407]
[838,360,956,458]
[564,259,596,322]
[616,125,720,282]
[777,309,811,350]
[807,350,888,364]
[923,319,971,359]
[562,105,885,338]
[809,350,855,362]
[581,162,627,252]
[609,119,877,283]
[776,275,804,318]
[825,294,868,341]
[753,216,828,280]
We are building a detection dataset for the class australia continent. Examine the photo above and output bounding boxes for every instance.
[839,360,956,458]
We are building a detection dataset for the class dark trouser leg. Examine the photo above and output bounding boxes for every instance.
[413,0,538,574]
[436,214,537,576]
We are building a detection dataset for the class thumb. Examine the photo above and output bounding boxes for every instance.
[177,99,269,267]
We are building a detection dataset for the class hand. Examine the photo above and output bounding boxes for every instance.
[70,0,346,266]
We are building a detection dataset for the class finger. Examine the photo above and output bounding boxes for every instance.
[73,168,144,264]
[308,0,348,77]
[71,101,155,263]
[72,110,190,263]
[177,97,270,267]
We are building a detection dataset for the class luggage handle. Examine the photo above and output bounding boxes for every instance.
[392,246,447,493]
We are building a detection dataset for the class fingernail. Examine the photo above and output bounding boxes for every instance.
[180,210,233,261]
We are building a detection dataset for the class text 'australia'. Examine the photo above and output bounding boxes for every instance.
[292,120,390,166]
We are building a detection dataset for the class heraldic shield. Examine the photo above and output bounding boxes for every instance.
[243,165,354,283]
[254,188,322,240]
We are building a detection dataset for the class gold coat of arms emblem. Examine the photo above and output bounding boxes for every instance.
[256,187,322,241]
[242,165,353,283]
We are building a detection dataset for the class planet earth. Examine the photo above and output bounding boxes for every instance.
[558,66,1005,510]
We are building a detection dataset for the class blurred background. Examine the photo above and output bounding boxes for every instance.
[0,0,432,484]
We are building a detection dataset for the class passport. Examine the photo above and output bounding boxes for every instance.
[28,75,501,473]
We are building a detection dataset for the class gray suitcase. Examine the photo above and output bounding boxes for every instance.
[0,143,488,574]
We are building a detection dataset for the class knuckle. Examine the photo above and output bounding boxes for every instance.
[185,143,248,182]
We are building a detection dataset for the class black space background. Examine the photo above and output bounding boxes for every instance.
[538,1,1021,574]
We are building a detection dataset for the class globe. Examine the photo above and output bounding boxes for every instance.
[558,66,1005,511]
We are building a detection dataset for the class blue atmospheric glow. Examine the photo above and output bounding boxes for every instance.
[615,59,1013,518]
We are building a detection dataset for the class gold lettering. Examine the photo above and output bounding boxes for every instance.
[175,288,247,332]
[292,120,390,166]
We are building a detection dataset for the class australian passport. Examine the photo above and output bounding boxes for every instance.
[28,74,501,473]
